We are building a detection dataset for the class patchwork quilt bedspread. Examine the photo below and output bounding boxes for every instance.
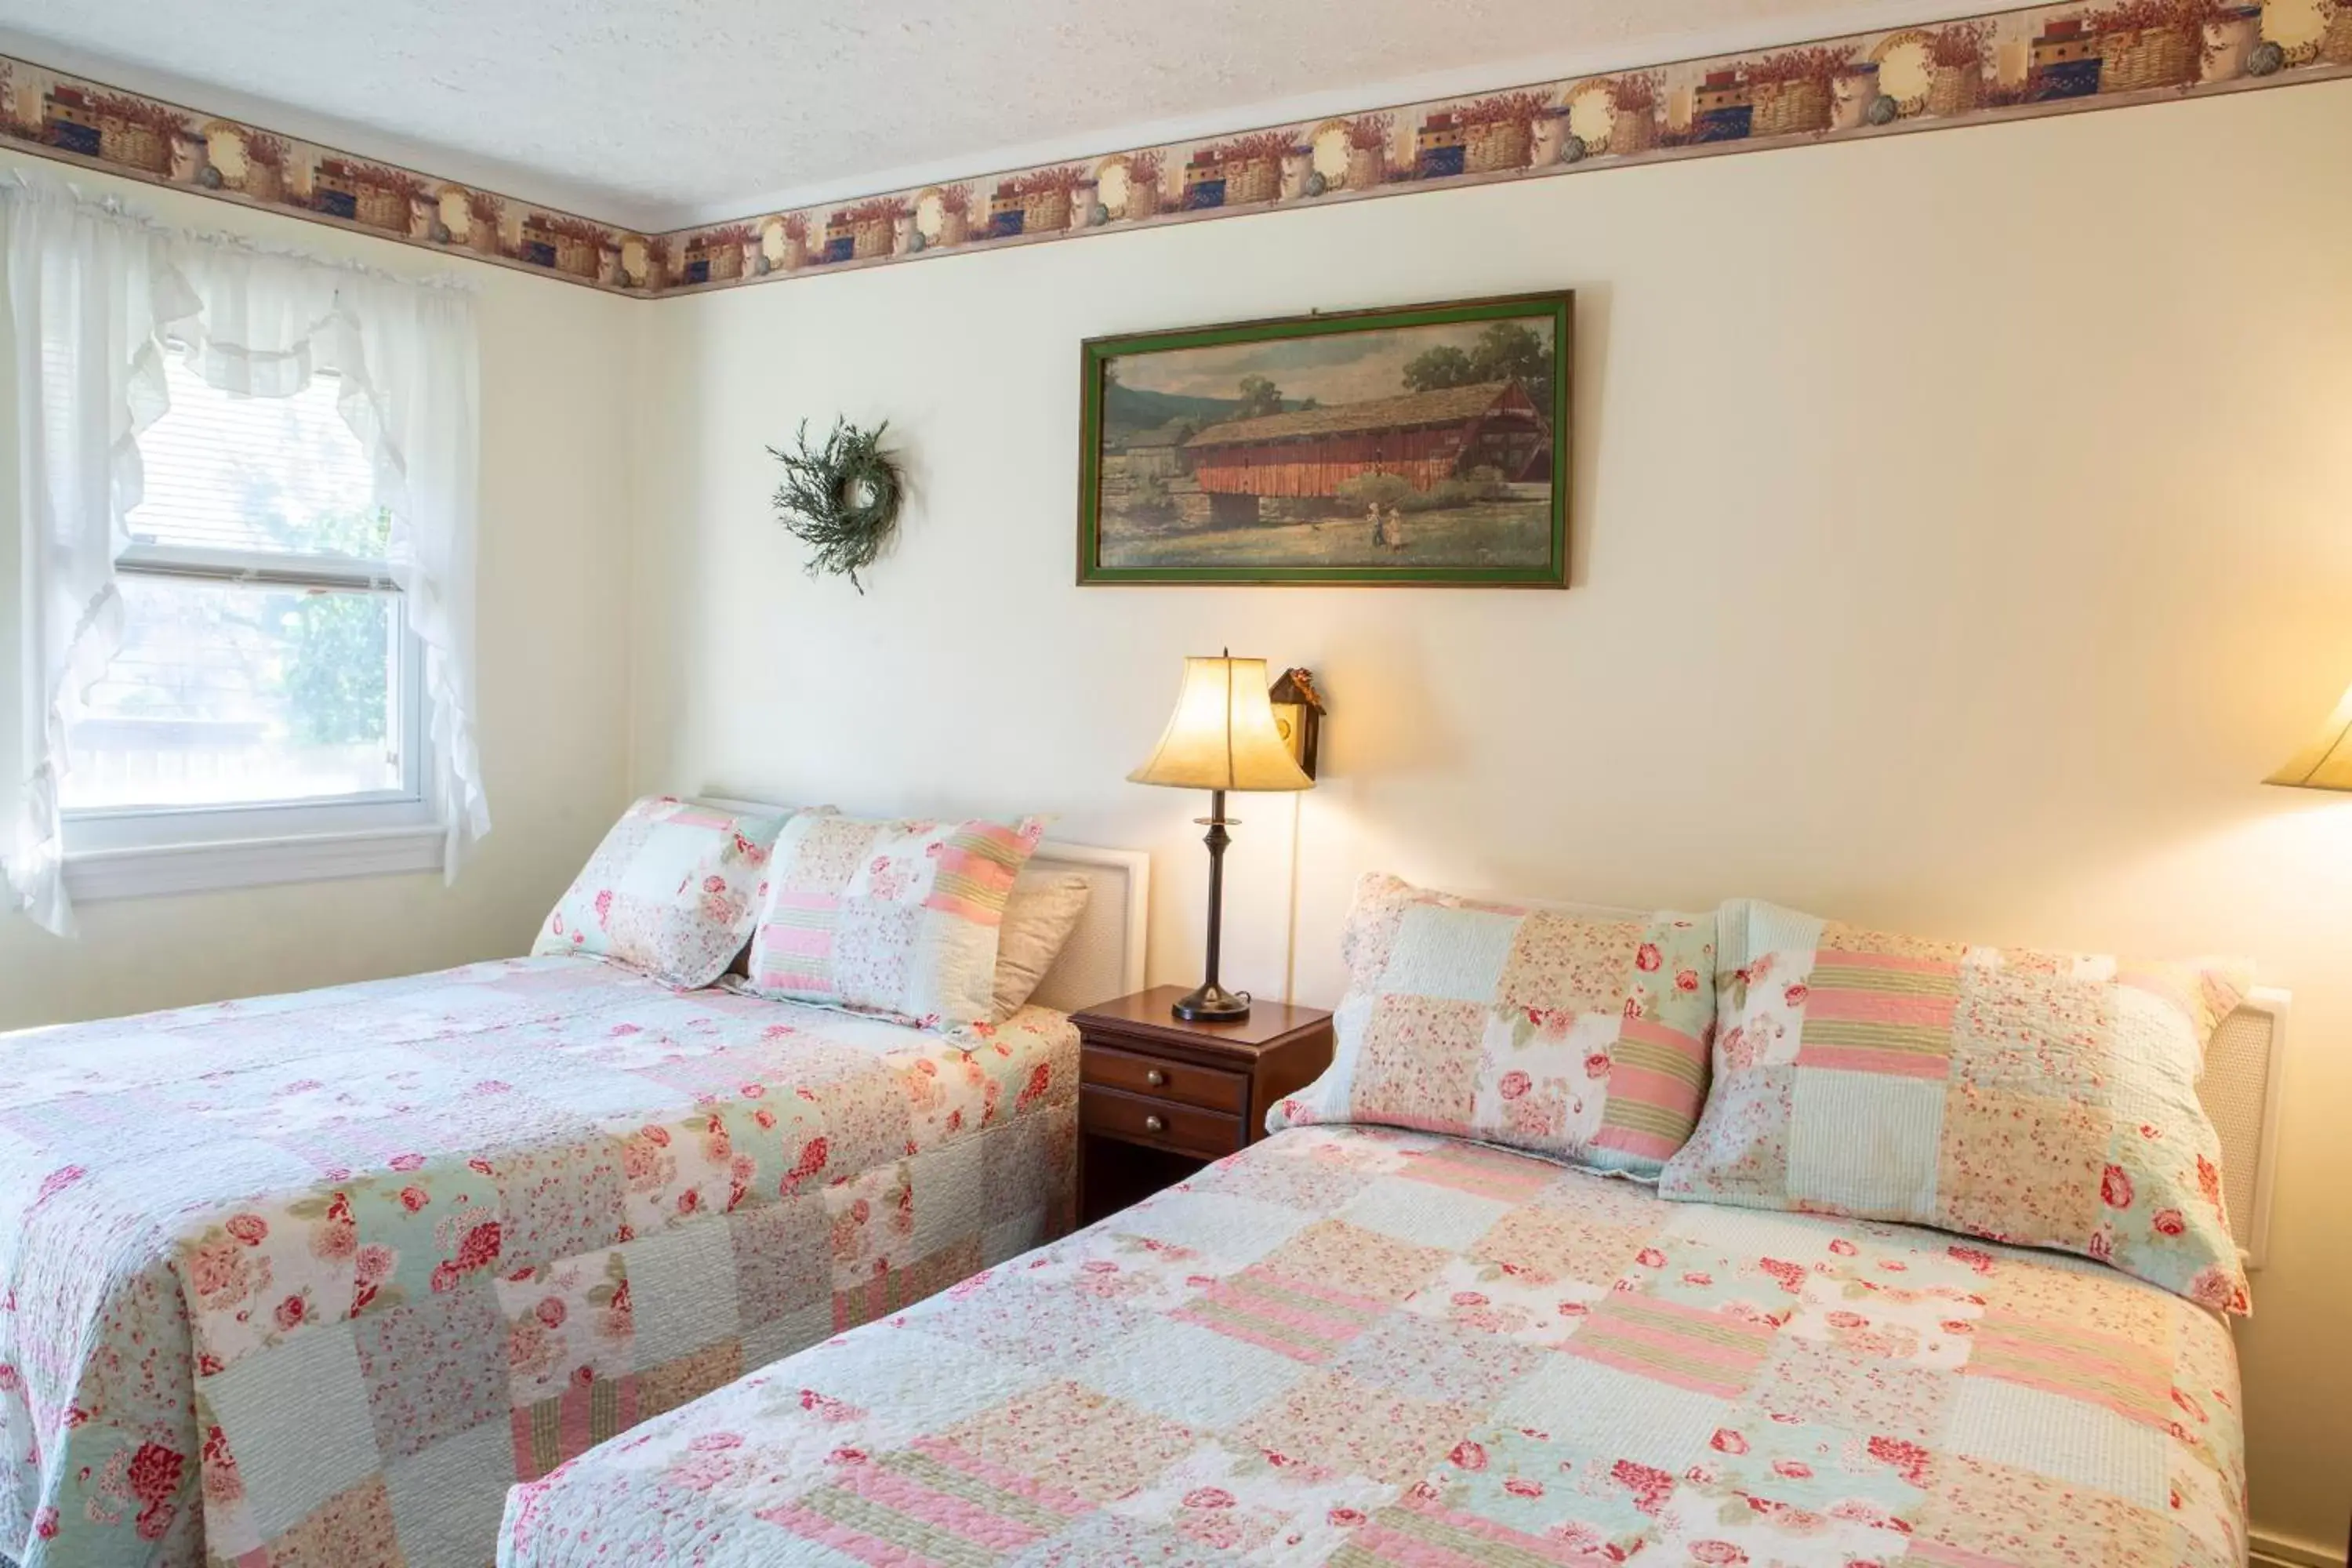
[501,1123,2247,1568]
[0,957,1077,1568]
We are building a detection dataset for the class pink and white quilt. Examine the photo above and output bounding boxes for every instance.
[502,1124,2248,1568]
[0,957,1076,1567]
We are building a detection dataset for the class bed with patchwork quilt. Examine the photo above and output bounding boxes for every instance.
[0,956,1076,1568]
[499,1123,2247,1568]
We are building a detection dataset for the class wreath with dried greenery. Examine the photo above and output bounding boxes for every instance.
[768,418,904,593]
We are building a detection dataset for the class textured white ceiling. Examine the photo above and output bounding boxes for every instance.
[0,0,1984,230]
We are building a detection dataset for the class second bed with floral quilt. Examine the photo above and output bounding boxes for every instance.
[499,1123,2246,1568]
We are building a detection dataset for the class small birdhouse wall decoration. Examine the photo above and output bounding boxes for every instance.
[1268,667,1326,780]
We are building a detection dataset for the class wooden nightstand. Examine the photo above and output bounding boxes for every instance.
[1073,985,1334,1226]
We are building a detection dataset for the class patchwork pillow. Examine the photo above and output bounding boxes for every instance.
[1659,898,2255,1313]
[532,796,796,989]
[743,812,1049,1030]
[1268,873,1717,1176]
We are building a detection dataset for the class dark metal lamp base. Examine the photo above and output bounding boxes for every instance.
[1171,980,1251,1022]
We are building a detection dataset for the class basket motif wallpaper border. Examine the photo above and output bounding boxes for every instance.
[2,0,2346,299]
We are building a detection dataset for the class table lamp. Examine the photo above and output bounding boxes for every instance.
[1130,652,1314,1022]
[2265,678,2352,790]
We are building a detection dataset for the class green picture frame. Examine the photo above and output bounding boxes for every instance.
[1078,291,1571,586]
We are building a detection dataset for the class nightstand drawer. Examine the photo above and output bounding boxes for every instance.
[1080,1085,1243,1160]
[1080,1043,1247,1114]
[1072,989,1334,1227]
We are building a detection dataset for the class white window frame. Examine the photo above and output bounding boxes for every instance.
[60,477,445,903]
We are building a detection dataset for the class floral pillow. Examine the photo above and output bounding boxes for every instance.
[742,812,1048,1031]
[532,797,795,989]
[1658,898,2255,1313]
[1269,873,1718,1178]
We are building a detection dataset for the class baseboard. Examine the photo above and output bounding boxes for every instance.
[2253,1526,2349,1568]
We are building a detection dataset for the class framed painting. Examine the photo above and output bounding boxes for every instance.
[1078,291,1570,586]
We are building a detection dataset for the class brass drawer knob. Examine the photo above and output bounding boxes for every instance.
[1145,1068,1167,1087]
[1143,1113,1166,1134]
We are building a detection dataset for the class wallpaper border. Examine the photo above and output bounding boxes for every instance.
[2,0,2346,299]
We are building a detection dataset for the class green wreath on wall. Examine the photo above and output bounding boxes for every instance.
[768,418,905,593]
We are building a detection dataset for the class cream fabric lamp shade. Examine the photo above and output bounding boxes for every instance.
[2266,680,2352,790]
[1128,653,1311,1023]
[1130,655,1313,793]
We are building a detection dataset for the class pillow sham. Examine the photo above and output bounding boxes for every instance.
[743,812,1048,1030]
[1658,898,2254,1313]
[1269,873,1717,1177]
[532,796,793,989]
[992,869,1093,1021]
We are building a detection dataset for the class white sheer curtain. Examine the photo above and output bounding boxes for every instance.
[2,174,488,935]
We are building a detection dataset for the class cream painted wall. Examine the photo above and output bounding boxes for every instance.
[0,151,640,1029]
[630,85,2352,1555]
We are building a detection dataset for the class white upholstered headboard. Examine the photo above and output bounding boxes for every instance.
[699,799,1148,1015]
[1019,840,1151,1012]
[2201,985,2289,1270]
[1462,890,2290,1271]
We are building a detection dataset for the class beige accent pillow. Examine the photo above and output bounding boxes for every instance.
[992,870,1093,1021]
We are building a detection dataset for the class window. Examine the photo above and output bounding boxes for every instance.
[5,180,485,931]
[59,358,442,897]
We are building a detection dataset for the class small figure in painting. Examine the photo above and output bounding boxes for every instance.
[1364,501,1383,544]
[1381,505,1407,552]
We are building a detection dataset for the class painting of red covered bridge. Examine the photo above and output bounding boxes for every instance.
[1185,379,1552,522]
[1081,292,1570,586]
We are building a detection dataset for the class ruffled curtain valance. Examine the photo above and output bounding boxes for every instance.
[2,172,488,934]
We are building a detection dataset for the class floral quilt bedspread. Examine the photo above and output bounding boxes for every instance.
[503,1123,2248,1568]
[0,956,1076,1568]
